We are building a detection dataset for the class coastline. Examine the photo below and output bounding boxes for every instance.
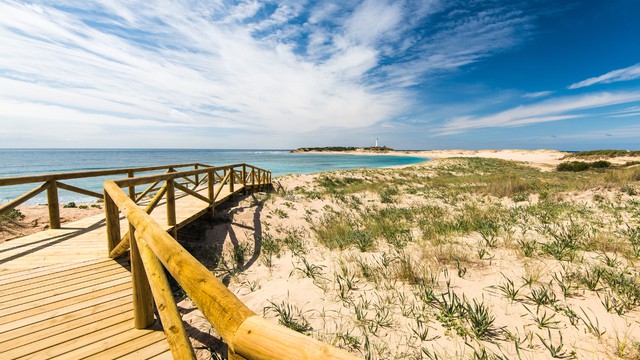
[294,148,640,171]
[3,149,640,358]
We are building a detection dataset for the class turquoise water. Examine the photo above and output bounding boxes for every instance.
[0,149,426,204]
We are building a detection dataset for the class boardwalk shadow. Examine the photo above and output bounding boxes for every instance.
[0,217,108,265]
[174,191,268,359]
[177,191,266,283]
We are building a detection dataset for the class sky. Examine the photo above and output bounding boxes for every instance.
[1,0,639,150]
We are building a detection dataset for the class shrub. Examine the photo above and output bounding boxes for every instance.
[591,160,611,168]
[570,150,640,158]
[557,162,591,172]
[556,161,610,172]
[0,208,24,223]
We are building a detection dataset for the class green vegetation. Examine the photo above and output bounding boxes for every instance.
[0,208,23,224]
[264,300,313,334]
[556,160,610,172]
[568,149,640,158]
[180,154,640,359]
[292,146,394,153]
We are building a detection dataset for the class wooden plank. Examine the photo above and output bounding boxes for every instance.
[0,259,114,286]
[0,288,131,334]
[3,310,134,358]
[86,336,170,360]
[115,339,172,360]
[45,325,163,360]
[0,266,126,304]
[0,295,132,343]
[0,282,131,325]
[146,350,175,360]
[14,320,146,359]
[0,270,129,310]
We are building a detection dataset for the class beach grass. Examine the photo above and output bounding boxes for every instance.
[178,155,640,359]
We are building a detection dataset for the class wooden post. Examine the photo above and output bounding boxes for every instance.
[251,168,256,193]
[103,180,359,360]
[228,348,247,360]
[130,224,154,329]
[207,169,215,216]
[229,169,235,194]
[127,170,135,200]
[166,179,177,239]
[241,165,246,193]
[194,164,199,187]
[46,180,60,229]
[137,237,197,358]
[104,191,121,253]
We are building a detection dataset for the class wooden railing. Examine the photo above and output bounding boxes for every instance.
[0,163,208,229]
[105,163,271,258]
[104,164,358,359]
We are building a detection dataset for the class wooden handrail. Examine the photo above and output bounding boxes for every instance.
[0,162,206,229]
[109,164,271,260]
[109,182,169,259]
[103,175,357,359]
[0,181,50,217]
[56,181,103,199]
[111,163,257,188]
[0,162,205,186]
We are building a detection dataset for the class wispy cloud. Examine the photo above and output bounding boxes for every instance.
[0,0,542,147]
[437,91,640,135]
[549,124,640,141]
[569,63,640,89]
[523,91,553,98]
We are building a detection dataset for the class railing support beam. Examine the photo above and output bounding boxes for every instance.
[127,170,136,199]
[130,224,155,329]
[105,191,121,253]
[207,169,215,216]
[166,179,177,239]
[46,180,60,229]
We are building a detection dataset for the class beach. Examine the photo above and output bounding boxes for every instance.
[177,149,640,359]
[3,149,640,359]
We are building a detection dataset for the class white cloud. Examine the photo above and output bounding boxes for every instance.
[552,124,640,141]
[0,0,541,147]
[437,91,640,135]
[523,91,553,98]
[569,63,640,89]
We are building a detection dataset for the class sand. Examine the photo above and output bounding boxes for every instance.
[175,150,640,359]
[0,202,103,243]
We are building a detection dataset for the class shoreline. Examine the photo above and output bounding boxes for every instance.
[295,148,640,171]
[3,150,640,358]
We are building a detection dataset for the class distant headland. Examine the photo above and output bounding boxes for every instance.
[291,146,394,153]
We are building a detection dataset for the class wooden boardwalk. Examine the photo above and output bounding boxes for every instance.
[0,184,242,359]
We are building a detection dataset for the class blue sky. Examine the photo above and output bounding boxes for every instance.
[1,0,639,150]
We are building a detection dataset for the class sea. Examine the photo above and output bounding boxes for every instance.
[0,149,426,205]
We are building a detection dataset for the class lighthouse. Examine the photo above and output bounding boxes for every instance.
[375,138,379,148]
